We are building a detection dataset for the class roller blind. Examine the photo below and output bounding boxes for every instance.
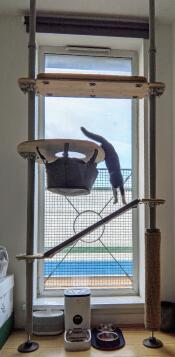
[24,15,149,39]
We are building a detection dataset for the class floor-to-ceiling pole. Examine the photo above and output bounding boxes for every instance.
[18,0,39,352]
[149,0,156,229]
[143,0,163,348]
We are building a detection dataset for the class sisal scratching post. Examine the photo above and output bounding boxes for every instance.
[145,229,161,330]
[143,229,162,348]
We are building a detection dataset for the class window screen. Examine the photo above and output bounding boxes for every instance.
[38,51,138,295]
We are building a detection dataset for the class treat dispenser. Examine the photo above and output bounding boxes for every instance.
[64,288,91,351]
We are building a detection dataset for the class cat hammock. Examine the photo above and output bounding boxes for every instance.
[17,0,165,353]
[18,139,104,195]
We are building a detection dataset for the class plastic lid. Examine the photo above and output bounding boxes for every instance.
[33,310,64,318]
[64,288,91,297]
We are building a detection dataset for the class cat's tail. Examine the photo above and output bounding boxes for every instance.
[81,127,107,146]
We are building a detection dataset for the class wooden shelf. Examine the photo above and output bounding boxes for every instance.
[17,139,105,163]
[18,73,165,99]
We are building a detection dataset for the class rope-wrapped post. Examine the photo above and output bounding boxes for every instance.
[145,229,161,330]
[143,228,162,348]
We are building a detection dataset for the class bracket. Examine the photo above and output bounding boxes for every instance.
[149,85,165,97]
[18,79,35,94]
[141,198,165,207]
[16,253,44,261]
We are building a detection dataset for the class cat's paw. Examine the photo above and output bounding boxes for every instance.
[113,198,118,204]
[122,197,127,205]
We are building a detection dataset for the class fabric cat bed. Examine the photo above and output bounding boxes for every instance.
[45,156,98,195]
[17,139,105,196]
[91,326,125,351]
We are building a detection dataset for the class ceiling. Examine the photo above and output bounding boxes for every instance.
[0,0,175,24]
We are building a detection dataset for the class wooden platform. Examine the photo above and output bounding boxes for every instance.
[18,73,165,99]
[17,139,105,163]
[1,328,175,356]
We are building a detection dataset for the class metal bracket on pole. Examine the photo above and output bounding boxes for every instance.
[149,87,164,97]
[20,82,36,94]
[20,152,37,160]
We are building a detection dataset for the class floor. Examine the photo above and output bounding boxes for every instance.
[1,328,175,356]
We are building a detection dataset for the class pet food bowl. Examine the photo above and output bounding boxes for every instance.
[97,331,120,348]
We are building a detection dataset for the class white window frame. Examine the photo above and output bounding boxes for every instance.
[36,44,140,298]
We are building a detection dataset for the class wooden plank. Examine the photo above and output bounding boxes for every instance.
[18,74,165,98]
[36,79,148,98]
[36,73,148,98]
[37,73,147,82]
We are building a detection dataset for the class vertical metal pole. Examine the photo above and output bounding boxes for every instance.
[18,0,39,352]
[26,0,36,340]
[143,0,163,349]
[149,0,156,229]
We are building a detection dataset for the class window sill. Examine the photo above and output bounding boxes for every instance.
[34,295,144,309]
[33,296,144,325]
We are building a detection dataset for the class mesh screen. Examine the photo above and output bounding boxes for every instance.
[41,168,134,290]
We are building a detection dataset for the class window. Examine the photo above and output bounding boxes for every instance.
[37,46,138,297]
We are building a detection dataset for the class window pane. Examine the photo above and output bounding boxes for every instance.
[45,98,131,169]
[40,53,136,294]
[45,54,131,74]
[45,54,132,169]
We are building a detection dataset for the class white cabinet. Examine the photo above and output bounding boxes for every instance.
[0,275,14,348]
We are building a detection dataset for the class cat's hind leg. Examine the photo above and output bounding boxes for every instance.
[112,186,118,204]
[120,185,127,205]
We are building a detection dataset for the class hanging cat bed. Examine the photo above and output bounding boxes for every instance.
[37,144,99,195]
[17,139,105,196]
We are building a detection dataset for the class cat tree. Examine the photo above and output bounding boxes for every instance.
[16,0,165,352]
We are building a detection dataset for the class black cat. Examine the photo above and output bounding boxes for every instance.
[81,127,126,204]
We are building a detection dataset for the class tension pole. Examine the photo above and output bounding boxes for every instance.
[143,0,163,349]
[18,0,39,353]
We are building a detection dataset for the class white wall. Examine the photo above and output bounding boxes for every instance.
[0,16,28,326]
[172,21,175,300]
[0,16,174,327]
[156,24,174,300]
